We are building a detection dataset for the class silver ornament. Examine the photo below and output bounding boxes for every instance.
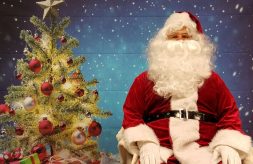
[23,97,36,111]
[0,128,7,138]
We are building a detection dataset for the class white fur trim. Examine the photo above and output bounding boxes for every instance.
[243,147,253,164]
[116,127,139,155]
[164,12,197,33]
[209,129,252,159]
[170,92,198,111]
[118,124,159,163]
[116,128,139,164]
[169,93,218,164]
[116,127,124,141]
[123,124,159,145]
[170,118,216,164]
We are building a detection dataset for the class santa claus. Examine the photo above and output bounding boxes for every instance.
[116,11,253,164]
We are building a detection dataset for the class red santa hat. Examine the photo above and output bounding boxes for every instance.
[164,11,203,34]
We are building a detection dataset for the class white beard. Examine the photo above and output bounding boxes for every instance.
[147,34,215,99]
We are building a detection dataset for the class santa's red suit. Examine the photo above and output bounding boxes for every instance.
[116,71,252,164]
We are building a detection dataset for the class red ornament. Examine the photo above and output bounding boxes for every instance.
[11,148,23,160]
[57,94,64,102]
[67,57,73,65]
[16,73,22,80]
[29,58,42,73]
[60,35,67,43]
[0,104,10,114]
[31,144,47,161]
[34,33,40,42]
[75,88,84,97]
[9,109,15,116]
[15,126,24,136]
[0,157,4,164]
[39,117,53,136]
[3,151,12,161]
[41,82,53,96]
[88,120,102,137]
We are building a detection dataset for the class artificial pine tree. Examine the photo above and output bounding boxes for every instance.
[0,0,111,162]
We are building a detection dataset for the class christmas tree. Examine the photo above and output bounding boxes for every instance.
[0,0,111,162]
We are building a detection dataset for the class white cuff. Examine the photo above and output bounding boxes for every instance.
[209,129,252,159]
[123,124,159,146]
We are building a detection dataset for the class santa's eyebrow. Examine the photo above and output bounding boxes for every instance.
[167,32,177,36]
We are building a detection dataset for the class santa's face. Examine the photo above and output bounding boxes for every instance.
[166,26,192,40]
[147,25,215,99]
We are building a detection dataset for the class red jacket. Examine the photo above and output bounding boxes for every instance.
[120,71,251,164]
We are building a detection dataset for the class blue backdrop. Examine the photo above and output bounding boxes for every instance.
[0,0,253,154]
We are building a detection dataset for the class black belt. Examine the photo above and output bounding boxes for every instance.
[143,109,218,123]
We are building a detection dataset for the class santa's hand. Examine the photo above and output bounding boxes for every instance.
[212,145,241,164]
[137,141,160,164]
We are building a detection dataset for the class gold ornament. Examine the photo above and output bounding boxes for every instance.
[23,47,29,55]
[71,127,86,145]
[36,0,64,19]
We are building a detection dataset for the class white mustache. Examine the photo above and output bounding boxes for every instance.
[165,40,202,54]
